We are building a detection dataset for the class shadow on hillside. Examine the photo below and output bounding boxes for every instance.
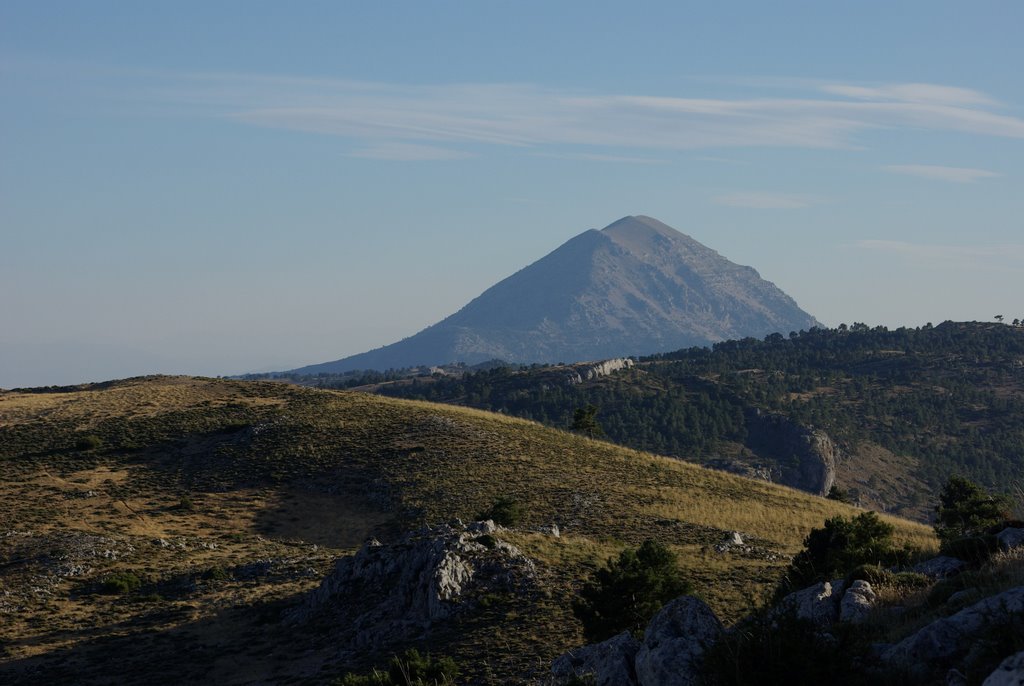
[0,590,338,686]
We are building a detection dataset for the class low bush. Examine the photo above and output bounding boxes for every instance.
[101,571,142,595]
[939,534,999,566]
[573,539,692,642]
[475,496,523,527]
[202,565,230,581]
[935,476,1011,543]
[334,648,460,686]
[778,511,909,596]
[75,435,103,451]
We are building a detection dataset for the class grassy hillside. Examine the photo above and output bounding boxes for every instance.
[0,376,935,684]
[336,321,1024,519]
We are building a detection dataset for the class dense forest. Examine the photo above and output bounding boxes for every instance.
[263,322,1024,510]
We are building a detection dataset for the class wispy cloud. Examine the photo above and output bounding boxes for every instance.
[883,164,1000,183]
[532,151,668,164]
[855,239,1024,271]
[349,142,471,161]
[98,69,1024,158]
[711,192,822,209]
[820,83,997,107]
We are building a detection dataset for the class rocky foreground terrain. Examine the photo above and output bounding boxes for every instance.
[0,375,952,684]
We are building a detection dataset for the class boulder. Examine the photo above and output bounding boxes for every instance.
[983,650,1024,685]
[840,580,877,624]
[777,581,838,626]
[882,586,1024,681]
[551,631,640,686]
[996,528,1024,552]
[286,521,536,653]
[634,596,724,686]
[912,555,968,579]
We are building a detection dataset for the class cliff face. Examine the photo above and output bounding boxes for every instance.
[290,216,820,374]
[744,410,838,496]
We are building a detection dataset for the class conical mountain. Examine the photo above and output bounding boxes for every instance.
[292,216,820,373]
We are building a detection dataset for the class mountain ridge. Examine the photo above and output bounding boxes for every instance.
[292,216,819,374]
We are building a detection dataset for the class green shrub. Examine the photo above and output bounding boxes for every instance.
[475,496,523,527]
[939,534,999,565]
[826,485,853,504]
[845,564,930,592]
[475,534,497,549]
[75,435,103,451]
[202,565,230,581]
[779,511,907,596]
[926,570,986,606]
[935,476,1011,543]
[177,495,195,511]
[702,611,854,686]
[101,571,142,595]
[573,539,693,642]
[334,648,459,686]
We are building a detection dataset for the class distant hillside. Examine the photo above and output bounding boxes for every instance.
[0,376,931,684]
[338,321,1024,520]
[290,215,819,374]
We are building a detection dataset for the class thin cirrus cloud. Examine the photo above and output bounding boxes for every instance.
[855,240,1024,270]
[882,164,1000,183]
[146,73,1024,157]
[348,142,472,161]
[711,192,821,209]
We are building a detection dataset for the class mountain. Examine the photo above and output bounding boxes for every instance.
[290,215,820,374]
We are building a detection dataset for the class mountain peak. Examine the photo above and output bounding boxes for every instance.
[289,217,820,374]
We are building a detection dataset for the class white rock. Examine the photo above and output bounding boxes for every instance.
[997,528,1024,552]
[634,596,723,686]
[839,580,876,623]
[983,650,1024,685]
[551,631,639,686]
[777,581,837,626]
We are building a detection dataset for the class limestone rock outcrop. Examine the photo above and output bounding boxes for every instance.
[551,631,640,686]
[564,358,635,385]
[634,596,724,686]
[745,410,837,496]
[984,650,1024,686]
[552,595,723,686]
[882,586,1024,681]
[839,580,877,624]
[287,521,536,654]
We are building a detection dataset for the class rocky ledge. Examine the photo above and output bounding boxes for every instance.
[286,520,536,654]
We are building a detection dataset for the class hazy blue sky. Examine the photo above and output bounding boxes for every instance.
[3,2,1023,387]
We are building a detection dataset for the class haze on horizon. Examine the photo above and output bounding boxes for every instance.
[2,2,1023,388]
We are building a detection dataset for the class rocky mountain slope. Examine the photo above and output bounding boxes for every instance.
[291,216,819,374]
[0,376,931,684]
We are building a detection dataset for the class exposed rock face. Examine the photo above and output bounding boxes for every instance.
[564,358,634,385]
[777,581,838,626]
[840,580,877,623]
[997,527,1024,552]
[634,596,724,686]
[551,595,723,686]
[290,215,820,374]
[984,650,1024,686]
[912,555,968,579]
[286,521,536,653]
[745,410,838,496]
[882,586,1024,681]
[551,631,640,686]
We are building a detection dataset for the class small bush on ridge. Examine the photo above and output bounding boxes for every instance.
[573,539,692,642]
